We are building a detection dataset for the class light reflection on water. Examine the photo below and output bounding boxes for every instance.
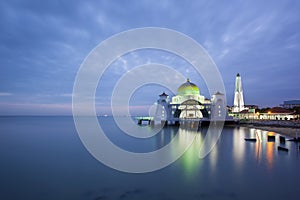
[265,140,274,171]
[254,132,262,165]
[177,128,203,178]
[0,117,300,200]
[233,127,246,171]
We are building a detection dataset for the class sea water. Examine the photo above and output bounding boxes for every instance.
[0,116,299,200]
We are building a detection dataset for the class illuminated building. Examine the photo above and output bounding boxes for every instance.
[258,107,296,120]
[232,73,245,113]
[154,78,228,125]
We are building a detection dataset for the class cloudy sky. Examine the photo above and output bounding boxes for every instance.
[1,0,300,115]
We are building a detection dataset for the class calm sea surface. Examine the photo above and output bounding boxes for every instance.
[0,116,299,200]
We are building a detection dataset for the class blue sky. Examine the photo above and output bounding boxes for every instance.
[0,0,300,115]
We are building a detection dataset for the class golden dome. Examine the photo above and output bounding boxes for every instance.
[177,78,200,95]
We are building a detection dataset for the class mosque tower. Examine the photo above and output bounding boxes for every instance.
[233,73,245,112]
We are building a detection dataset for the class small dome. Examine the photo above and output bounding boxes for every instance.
[177,78,200,95]
[159,92,168,97]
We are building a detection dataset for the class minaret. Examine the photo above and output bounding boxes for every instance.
[154,92,170,121]
[233,73,245,112]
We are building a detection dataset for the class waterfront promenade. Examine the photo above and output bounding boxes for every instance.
[241,120,300,138]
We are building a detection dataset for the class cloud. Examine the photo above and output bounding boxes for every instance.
[0,0,300,114]
[0,92,12,96]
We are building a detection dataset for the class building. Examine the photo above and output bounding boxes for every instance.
[227,72,299,121]
[229,73,250,119]
[153,92,170,122]
[153,78,228,125]
[237,107,299,121]
[282,100,300,109]
[171,78,207,120]
[232,73,245,113]
[238,109,257,120]
[151,73,299,123]
[258,107,296,120]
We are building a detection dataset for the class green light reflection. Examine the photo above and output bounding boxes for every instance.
[177,128,203,179]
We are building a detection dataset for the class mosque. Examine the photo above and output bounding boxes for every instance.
[153,78,228,125]
[148,73,299,125]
